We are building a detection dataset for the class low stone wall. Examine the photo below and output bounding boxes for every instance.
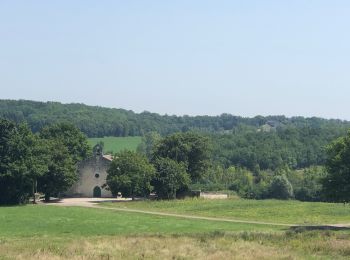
[200,192,228,199]
[177,190,229,199]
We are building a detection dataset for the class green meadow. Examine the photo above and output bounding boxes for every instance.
[1,200,350,259]
[88,136,142,154]
[0,205,276,238]
[101,198,350,225]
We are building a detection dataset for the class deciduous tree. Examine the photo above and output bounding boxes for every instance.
[107,151,155,199]
[40,123,90,164]
[322,131,350,202]
[152,158,190,199]
[153,132,211,182]
[0,120,30,204]
[268,174,294,200]
[38,141,77,201]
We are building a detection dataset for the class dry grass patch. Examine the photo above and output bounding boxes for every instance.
[0,236,295,260]
[3,232,350,260]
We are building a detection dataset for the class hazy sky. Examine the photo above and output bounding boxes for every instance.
[1,1,350,119]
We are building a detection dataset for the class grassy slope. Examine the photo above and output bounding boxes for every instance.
[101,198,350,225]
[88,136,142,153]
[1,205,350,259]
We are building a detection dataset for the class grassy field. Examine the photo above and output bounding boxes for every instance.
[1,202,350,259]
[101,198,350,225]
[0,205,277,237]
[88,136,142,153]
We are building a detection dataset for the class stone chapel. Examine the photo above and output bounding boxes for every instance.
[66,144,113,197]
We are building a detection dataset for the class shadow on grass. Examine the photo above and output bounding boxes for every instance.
[290,225,350,232]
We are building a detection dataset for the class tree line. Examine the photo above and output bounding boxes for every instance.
[2,99,349,173]
[107,132,210,200]
[1,99,349,138]
[1,115,350,204]
[0,119,209,204]
[210,124,348,171]
[135,131,350,202]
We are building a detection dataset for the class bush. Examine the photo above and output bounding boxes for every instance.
[268,174,294,199]
[152,158,190,199]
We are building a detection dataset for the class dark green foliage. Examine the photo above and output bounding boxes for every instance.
[40,123,90,164]
[0,118,90,204]
[268,175,294,200]
[37,141,77,201]
[211,124,348,171]
[322,131,350,202]
[152,158,190,199]
[2,100,350,172]
[153,132,211,182]
[107,150,155,198]
[0,119,32,204]
[38,123,90,200]
[2,99,349,139]
[23,132,50,203]
[0,120,49,204]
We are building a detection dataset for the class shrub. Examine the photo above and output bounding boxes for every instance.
[268,174,294,199]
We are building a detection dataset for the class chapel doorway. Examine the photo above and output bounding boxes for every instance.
[93,186,101,198]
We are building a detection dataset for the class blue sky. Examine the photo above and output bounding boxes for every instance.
[1,1,349,119]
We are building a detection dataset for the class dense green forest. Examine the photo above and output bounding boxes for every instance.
[1,99,349,138]
[211,124,349,171]
[1,99,350,172]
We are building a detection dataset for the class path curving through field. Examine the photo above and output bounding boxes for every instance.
[47,198,350,228]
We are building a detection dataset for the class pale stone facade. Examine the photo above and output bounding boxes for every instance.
[66,144,113,198]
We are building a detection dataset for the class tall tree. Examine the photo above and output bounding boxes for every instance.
[107,150,155,199]
[322,131,350,202]
[268,175,294,200]
[38,141,77,201]
[152,158,190,199]
[38,123,89,201]
[0,120,32,204]
[153,132,211,182]
[40,123,90,164]
[21,128,49,203]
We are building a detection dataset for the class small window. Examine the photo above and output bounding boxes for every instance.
[95,173,100,178]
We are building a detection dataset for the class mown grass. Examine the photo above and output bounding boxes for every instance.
[0,205,279,238]
[88,136,142,153]
[1,205,350,259]
[101,198,350,225]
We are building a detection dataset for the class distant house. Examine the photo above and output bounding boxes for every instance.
[66,144,113,198]
[258,120,279,133]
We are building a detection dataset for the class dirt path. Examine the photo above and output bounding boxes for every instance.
[49,198,350,228]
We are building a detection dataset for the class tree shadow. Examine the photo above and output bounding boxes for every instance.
[289,225,350,232]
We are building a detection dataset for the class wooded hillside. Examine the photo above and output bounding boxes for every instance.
[1,99,350,171]
[1,99,349,138]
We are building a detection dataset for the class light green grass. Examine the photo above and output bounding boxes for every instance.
[0,205,279,238]
[1,205,350,259]
[101,198,350,225]
[88,136,142,153]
